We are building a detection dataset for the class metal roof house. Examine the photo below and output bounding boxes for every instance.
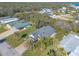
[69,45,79,56]
[60,34,79,53]
[39,8,53,17]
[0,18,19,24]
[29,26,56,42]
[7,20,31,31]
[0,16,10,20]
[39,8,53,14]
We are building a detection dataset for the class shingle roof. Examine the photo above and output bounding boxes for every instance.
[60,34,79,53]
[31,26,56,41]
[8,20,31,29]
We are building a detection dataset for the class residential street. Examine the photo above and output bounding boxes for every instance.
[0,42,20,56]
[0,29,20,56]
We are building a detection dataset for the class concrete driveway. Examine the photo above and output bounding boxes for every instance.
[0,30,15,40]
[15,41,28,55]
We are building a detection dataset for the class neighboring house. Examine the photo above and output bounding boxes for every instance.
[29,26,56,42]
[7,20,31,31]
[0,16,10,20]
[39,8,53,14]
[70,4,79,10]
[0,18,19,24]
[60,34,79,54]
[58,7,67,14]
[39,8,53,16]
[69,46,79,56]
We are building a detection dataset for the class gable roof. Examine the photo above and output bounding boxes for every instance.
[8,20,31,29]
[30,26,56,41]
[60,34,79,53]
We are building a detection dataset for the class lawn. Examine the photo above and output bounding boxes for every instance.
[5,30,25,48]
[0,25,7,33]
[5,26,36,48]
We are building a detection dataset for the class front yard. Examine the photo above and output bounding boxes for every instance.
[0,25,7,33]
[5,26,36,48]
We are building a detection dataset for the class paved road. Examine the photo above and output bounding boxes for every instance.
[0,42,20,56]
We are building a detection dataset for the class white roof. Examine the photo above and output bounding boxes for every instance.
[0,18,19,24]
[69,46,79,56]
[60,34,79,52]
[39,8,52,14]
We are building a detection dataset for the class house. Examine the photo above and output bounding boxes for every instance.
[7,20,31,31]
[70,4,79,10]
[0,17,19,24]
[29,26,56,42]
[39,8,54,17]
[0,16,10,20]
[58,7,67,14]
[69,45,79,56]
[39,8,53,14]
[60,34,79,53]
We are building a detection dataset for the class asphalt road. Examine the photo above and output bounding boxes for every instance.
[0,42,20,56]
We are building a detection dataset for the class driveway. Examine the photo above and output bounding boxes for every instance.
[0,30,16,40]
[15,41,28,55]
[0,42,20,56]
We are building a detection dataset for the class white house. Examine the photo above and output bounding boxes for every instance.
[69,45,79,56]
[39,8,53,14]
[60,34,79,53]
[0,18,19,24]
[58,7,67,14]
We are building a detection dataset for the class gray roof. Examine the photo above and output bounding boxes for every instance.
[60,34,79,53]
[8,20,31,29]
[31,26,56,41]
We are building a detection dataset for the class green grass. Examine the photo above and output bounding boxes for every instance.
[0,25,7,33]
[5,26,36,48]
[5,30,25,48]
